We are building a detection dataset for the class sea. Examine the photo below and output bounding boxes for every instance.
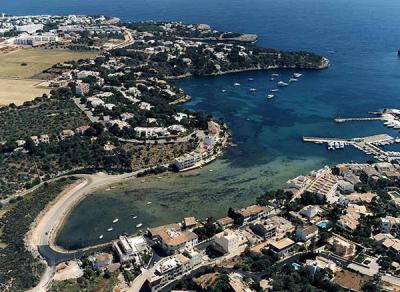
[2,0,400,249]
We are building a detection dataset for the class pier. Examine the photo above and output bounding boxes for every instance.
[334,117,384,123]
[303,134,400,162]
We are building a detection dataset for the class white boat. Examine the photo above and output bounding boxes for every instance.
[271,73,279,77]
[209,169,214,172]
[136,223,143,228]
[248,78,254,81]
[249,88,257,92]
[146,201,152,205]
[270,89,279,92]
[289,78,298,82]
[293,73,303,78]
[112,218,119,223]
[277,81,289,87]
[107,228,113,232]
[270,78,275,81]
[267,94,274,99]
[234,82,241,86]
[99,235,103,239]
[221,89,227,93]
[132,216,138,219]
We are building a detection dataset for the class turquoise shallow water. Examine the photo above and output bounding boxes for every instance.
[3,0,400,249]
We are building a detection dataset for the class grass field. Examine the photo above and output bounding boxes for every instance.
[0,48,97,79]
[0,79,50,105]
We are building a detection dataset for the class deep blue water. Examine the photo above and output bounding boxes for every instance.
[4,0,400,248]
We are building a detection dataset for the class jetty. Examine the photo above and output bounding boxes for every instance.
[334,117,384,123]
[303,134,400,162]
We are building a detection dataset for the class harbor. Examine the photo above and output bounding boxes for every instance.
[303,134,400,162]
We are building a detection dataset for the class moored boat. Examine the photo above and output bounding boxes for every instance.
[277,81,289,87]
[267,94,274,99]
[249,88,257,92]
[234,82,241,86]
[107,227,113,232]
[112,218,119,223]
[136,223,143,228]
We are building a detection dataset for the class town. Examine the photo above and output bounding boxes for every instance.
[35,160,400,291]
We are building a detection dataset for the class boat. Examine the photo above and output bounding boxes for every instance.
[270,89,279,92]
[234,82,241,86]
[112,218,119,223]
[270,78,275,81]
[136,223,143,228]
[289,78,298,82]
[249,88,257,92]
[107,228,113,232]
[146,201,152,205]
[267,94,274,99]
[132,216,138,219]
[99,235,103,239]
[277,81,289,87]
[221,89,227,93]
[293,73,303,78]
[271,73,279,77]
[248,78,254,81]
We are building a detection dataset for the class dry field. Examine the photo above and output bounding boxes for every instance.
[0,79,50,105]
[0,47,97,105]
[0,48,97,79]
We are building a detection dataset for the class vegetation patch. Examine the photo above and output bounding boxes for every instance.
[0,177,78,291]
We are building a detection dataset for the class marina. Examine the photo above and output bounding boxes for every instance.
[303,134,400,162]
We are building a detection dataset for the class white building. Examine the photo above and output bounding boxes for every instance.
[112,235,150,264]
[15,23,44,33]
[134,127,169,139]
[214,230,247,253]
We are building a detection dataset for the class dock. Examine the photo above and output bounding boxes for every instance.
[303,134,400,162]
[334,117,384,123]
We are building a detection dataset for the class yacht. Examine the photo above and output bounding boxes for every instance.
[289,78,298,82]
[147,201,152,205]
[234,82,241,86]
[270,89,279,92]
[271,73,279,77]
[267,94,274,99]
[136,223,143,228]
[270,77,275,81]
[293,73,303,78]
[132,216,138,219]
[99,235,104,239]
[277,81,289,87]
[248,78,254,81]
[221,89,227,93]
[112,218,119,223]
[249,88,257,92]
[107,227,113,232]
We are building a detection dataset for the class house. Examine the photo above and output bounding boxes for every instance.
[328,236,355,257]
[216,217,234,230]
[183,217,197,229]
[147,224,198,254]
[148,251,201,291]
[39,134,50,143]
[338,179,354,193]
[87,96,105,107]
[173,153,202,170]
[380,216,400,236]
[30,136,39,146]
[120,112,134,121]
[299,205,322,220]
[249,223,276,240]
[214,230,247,253]
[134,127,169,139]
[94,253,113,270]
[305,256,338,277]
[236,205,272,224]
[16,139,26,147]
[296,225,319,242]
[75,82,90,96]
[268,237,295,258]
[112,235,150,264]
[75,125,91,135]
[59,130,75,140]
